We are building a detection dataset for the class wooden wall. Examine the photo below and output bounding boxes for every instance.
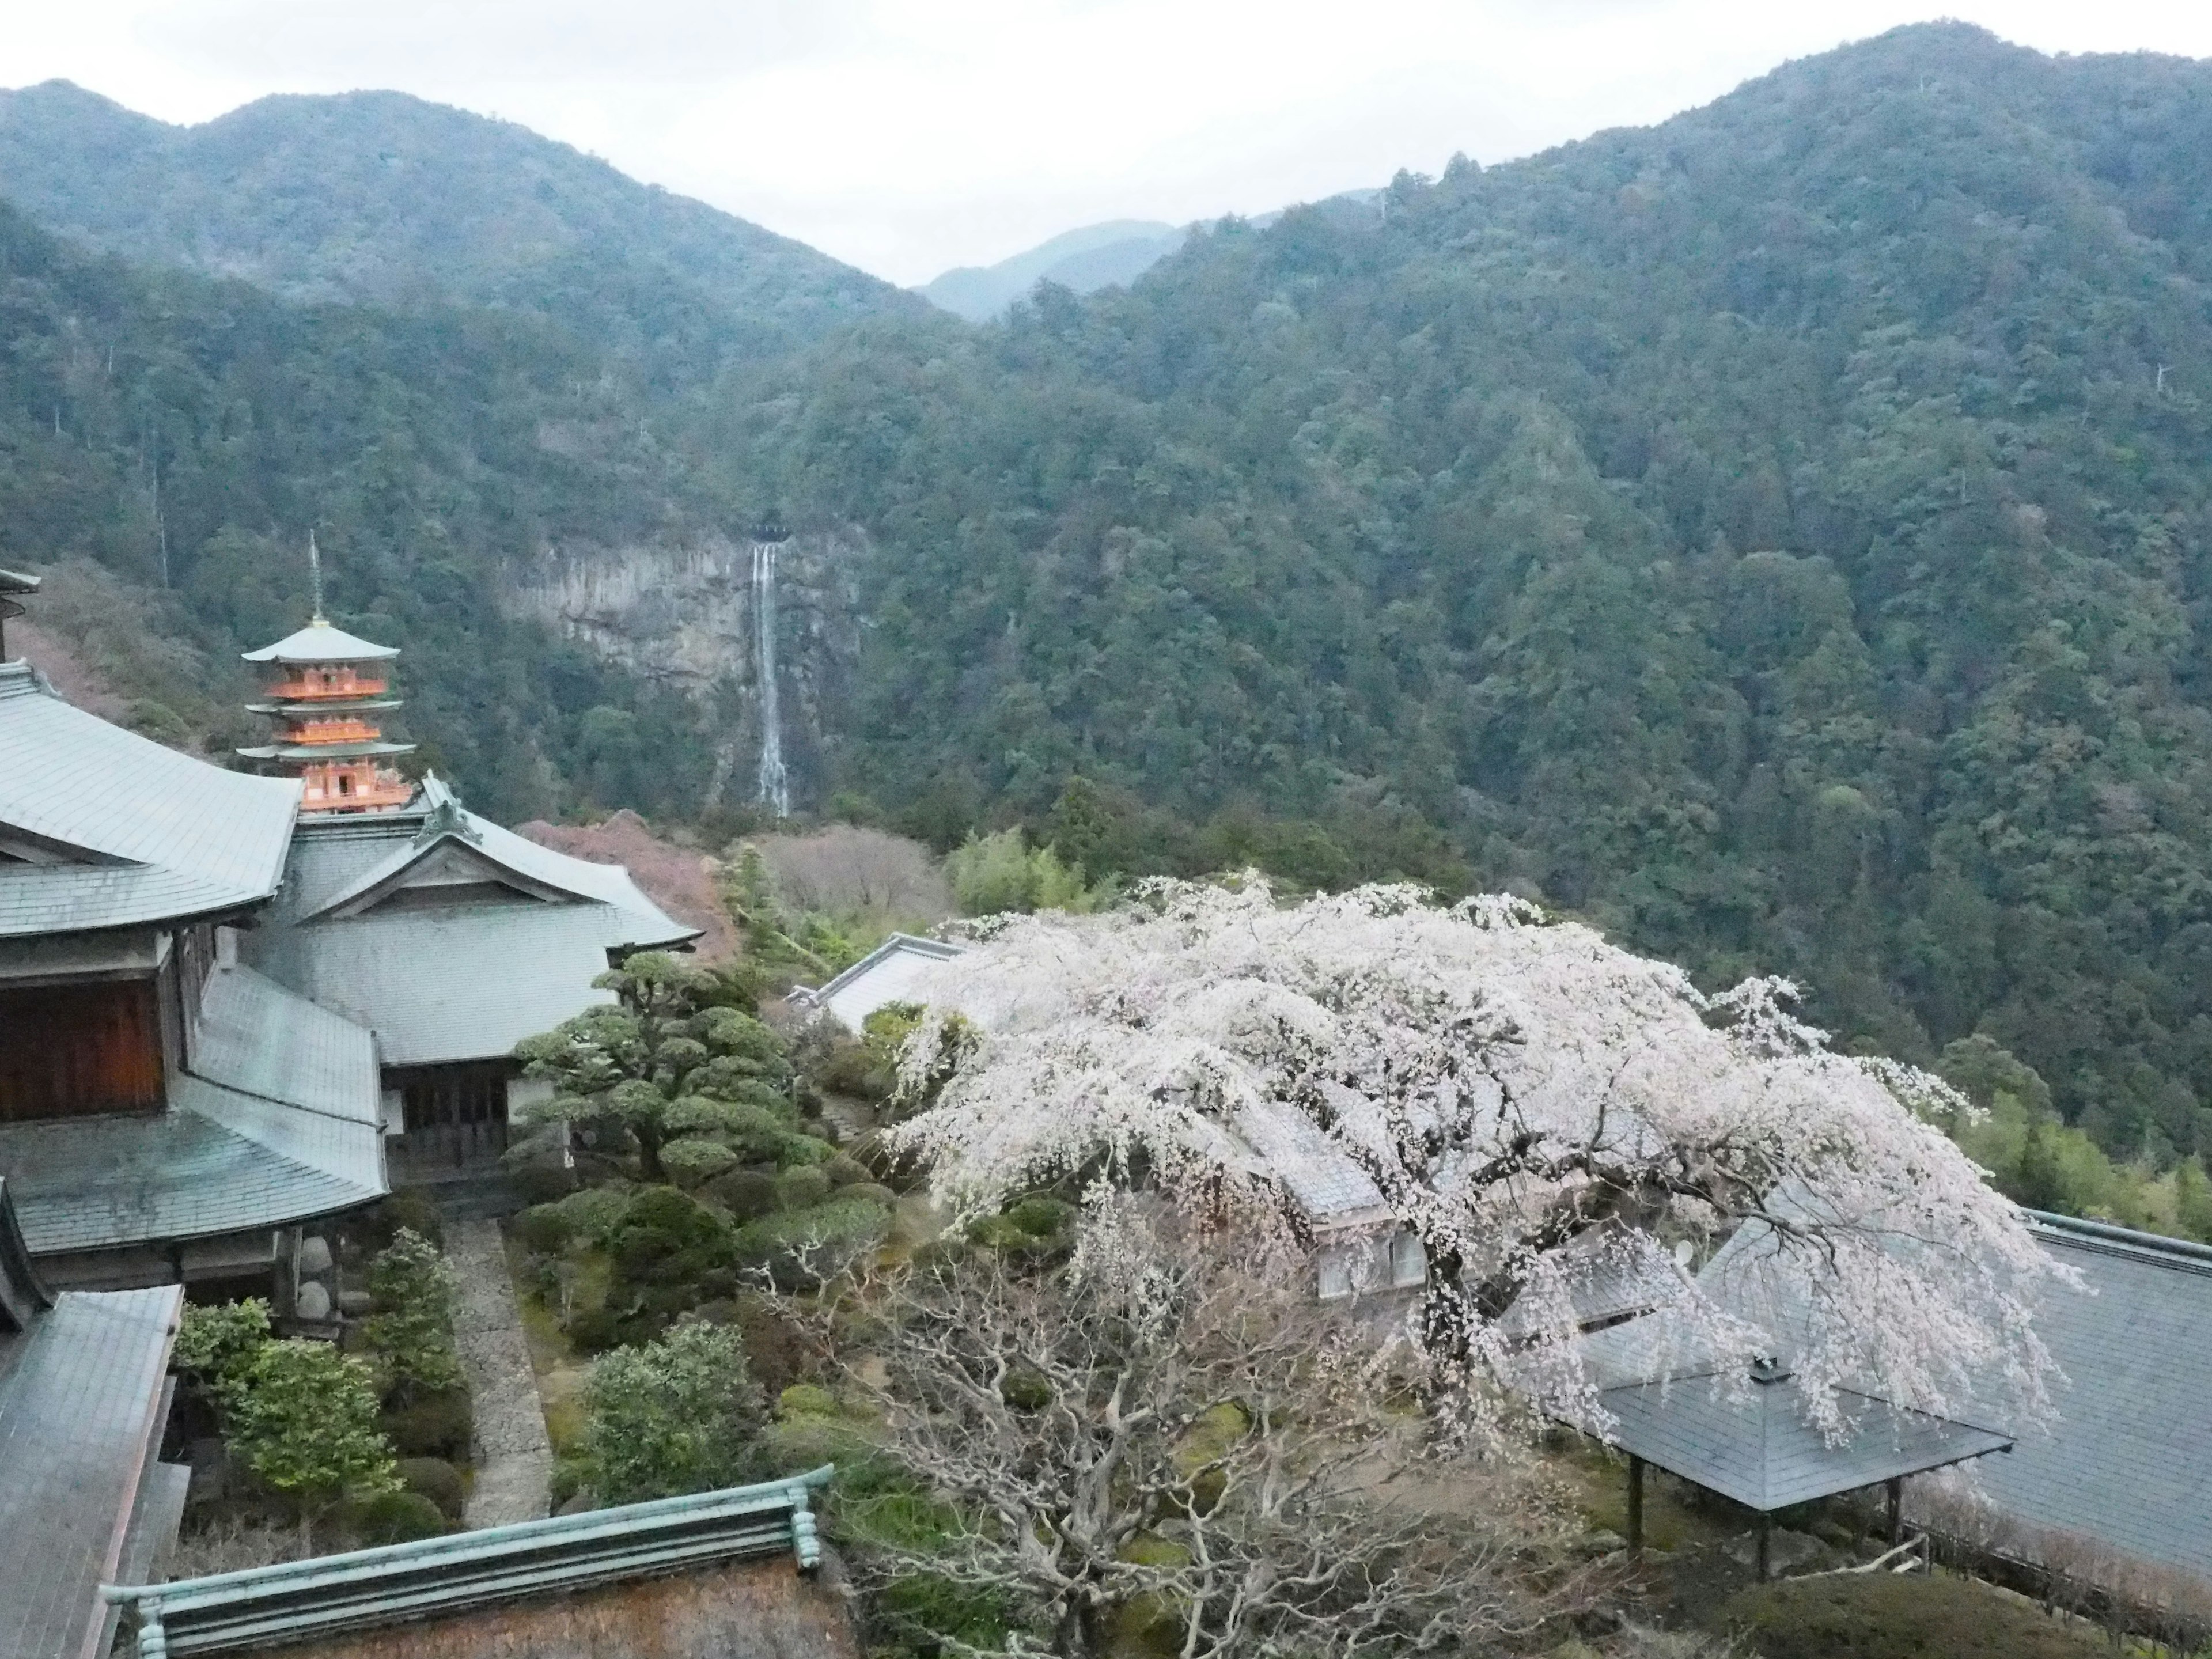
[0,978,164,1121]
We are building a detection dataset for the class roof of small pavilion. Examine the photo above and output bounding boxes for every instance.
[0,1180,185,1659]
[1576,1363,2014,1512]
[0,662,300,937]
[240,620,400,664]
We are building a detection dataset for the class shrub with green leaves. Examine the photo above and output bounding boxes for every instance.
[579,1321,766,1504]
[662,1136,740,1187]
[221,1339,399,1502]
[734,1195,894,1290]
[363,1228,463,1402]
[174,1298,272,1388]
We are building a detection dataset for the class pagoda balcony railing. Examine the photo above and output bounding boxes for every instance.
[285,719,385,745]
[265,673,389,701]
[302,771,414,810]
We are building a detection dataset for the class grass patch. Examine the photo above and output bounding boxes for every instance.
[1718,1571,2110,1658]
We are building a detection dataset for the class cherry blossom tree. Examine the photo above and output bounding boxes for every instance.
[885,879,2064,1432]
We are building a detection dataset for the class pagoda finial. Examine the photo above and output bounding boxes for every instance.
[308,531,327,626]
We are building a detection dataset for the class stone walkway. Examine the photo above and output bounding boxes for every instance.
[444,1217,555,1529]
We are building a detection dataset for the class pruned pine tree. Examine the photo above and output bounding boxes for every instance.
[887,880,2065,1432]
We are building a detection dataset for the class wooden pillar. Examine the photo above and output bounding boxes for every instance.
[1886,1476,1903,1544]
[1627,1455,1645,1556]
[1756,1512,1772,1581]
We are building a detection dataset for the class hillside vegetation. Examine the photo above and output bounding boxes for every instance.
[0,198,725,819]
[0,81,922,388]
[701,23,2212,1164]
[6,22,2212,1178]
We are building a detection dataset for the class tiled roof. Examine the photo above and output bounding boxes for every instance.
[0,664,300,937]
[240,621,399,663]
[793,933,967,1031]
[0,968,385,1255]
[249,902,641,1067]
[1578,1370,2013,1512]
[247,779,696,1066]
[1967,1214,2212,1581]
[0,1281,181,1659]
[188,964,381,1126]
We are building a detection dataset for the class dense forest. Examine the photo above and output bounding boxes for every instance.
[700,24,2212,1165]
[6,21,2212,1175]
[0,197,729,816]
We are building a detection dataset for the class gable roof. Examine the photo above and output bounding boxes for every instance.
[240,620,400,664]
[0,966,385,1256]
[791,933,967,1031]
[0,664,300,937]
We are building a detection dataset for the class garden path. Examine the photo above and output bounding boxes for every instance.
[445,1216,555,1528]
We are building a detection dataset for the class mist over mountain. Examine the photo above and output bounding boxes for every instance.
[919,219,1185,320]
[8,21,2212,1175]
[0,79,923,386]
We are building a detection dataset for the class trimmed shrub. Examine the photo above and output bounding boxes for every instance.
[349,1489,449,1544]
[507,1153,579,1206]
[822,1153,870,1188]
[608,1187,734,1287]
[395,1456,465,1522]
[699,1167,780,1222]
[729,1293,815,1395]
[355,1190,444,1252]
[775,1132,838,1169]
[777,1383,840,1419]
[381,1386,472,1461]
[364,1229,463,1402]
[514,1203,573,1256]
[579,1322,766,1504]
[845,1182,899,1210]
[662,1137,740,1188]
[774,1165,832,1213]
[222,1340,399,1501]
[734,1196,893,1290]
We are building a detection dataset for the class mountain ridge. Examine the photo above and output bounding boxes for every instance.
[0,79,926,385]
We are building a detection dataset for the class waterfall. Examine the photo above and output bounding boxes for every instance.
[751,539,791,818]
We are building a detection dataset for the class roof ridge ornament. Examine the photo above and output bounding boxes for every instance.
[413,775,482,847]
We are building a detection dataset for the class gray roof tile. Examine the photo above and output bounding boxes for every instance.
[1577,1371,2012,1512]
[1968,1218,2212,1581]
[0,664,300,937]
[240,622,399,662]
[0,1283,181,1659]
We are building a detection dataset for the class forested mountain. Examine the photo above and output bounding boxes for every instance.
[699,22,2212,1163]
[921,220,1185,320]
[0,197,725,817]
[0,81,922,387]
[9,21,2212,1171]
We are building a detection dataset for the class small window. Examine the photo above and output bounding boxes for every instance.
[338,774,353,796]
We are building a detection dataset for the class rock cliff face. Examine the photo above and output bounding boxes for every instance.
[503,527,864,813]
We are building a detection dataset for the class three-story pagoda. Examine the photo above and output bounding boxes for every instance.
[238,609,415,813]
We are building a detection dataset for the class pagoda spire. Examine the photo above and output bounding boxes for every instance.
[237,539,415,814]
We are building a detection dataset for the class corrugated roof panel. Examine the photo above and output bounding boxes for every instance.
[0,1283,180,1659]
[0,665,299,937]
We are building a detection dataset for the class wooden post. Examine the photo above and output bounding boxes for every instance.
[1886,1476,1903,1544]
[1756,1512,1772,1581]
[1627,1455,1645,1556]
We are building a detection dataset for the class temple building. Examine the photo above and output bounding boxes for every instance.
[0,582,693,1290]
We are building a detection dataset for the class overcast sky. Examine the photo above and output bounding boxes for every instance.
[7,1,2212,286]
